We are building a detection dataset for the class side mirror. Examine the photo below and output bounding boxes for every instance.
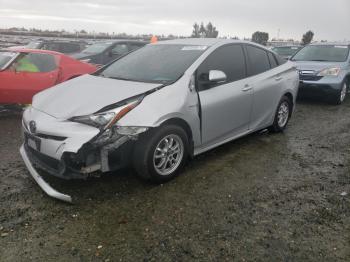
[209,70,227,84]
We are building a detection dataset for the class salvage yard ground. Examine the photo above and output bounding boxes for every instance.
[0,98,350,261]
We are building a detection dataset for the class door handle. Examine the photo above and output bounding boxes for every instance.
[275,76,283,81]
[242,84,252,92]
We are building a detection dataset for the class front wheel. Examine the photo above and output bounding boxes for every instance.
[332,81,347,105]
[133,124,189,183]
[269,96,292,133]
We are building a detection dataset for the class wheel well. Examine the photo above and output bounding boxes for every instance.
[160,118,194,157]
[284,92,294,108]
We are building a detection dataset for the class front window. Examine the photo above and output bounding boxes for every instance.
[99,44,207,84]
[81,42,112,54]
[292,45,350,62]
[0,51,18,70]
[272,46,301,56]
[11,53,58,73]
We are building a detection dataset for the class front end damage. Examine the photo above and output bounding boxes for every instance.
[20,107,149,203]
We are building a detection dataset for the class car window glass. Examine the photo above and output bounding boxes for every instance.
[0,51,17,70]
[246,45,271,75]
[129,43,145,51]
[268,52,278,68]
[111,44,129,55]
[13,53,57,73]
[60,43,81,53]
[42,43,60,52]
[197,44,246,91]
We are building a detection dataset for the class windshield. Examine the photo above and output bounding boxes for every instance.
[292,45,350,62]
[0,51,17,70]
[99,44,207,84]
[272,46,301,56]
[81,42,112,54]
[27,42,42,49]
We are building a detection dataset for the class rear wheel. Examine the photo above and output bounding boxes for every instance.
[133,124,189,183]
[269,96,292,132]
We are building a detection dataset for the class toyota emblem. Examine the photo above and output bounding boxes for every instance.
[29,121,37,134]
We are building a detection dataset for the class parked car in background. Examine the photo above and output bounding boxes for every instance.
[0,49,97,104]
[71,40,147,66]
[291,42,350,104]
[272,45,302,60]
[25,40,87,54]
[20,39,299,202]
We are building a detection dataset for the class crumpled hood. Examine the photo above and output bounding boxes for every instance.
[294,61,346,73]
[32,74,161,119]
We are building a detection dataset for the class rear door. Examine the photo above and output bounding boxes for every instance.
[0,53,59,104]
[244,45,285,130]
[197,44,253,146]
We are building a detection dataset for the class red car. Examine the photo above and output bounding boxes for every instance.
[0,49,97,104]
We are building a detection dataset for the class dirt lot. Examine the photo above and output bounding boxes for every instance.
[0,99,349,262]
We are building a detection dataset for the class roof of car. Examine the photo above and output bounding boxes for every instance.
[91,40,148,45]
[310,41,350,46]
[2,48,64,56]
[155,38,248,46]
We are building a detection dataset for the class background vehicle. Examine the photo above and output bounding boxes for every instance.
[291,42,350,104]
[272,45,302,60]
[71,40,147,66]
[25,40,87,54]
[0,49,97,104]
[20,39,298,202]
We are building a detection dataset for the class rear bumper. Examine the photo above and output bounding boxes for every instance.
[20,145,72,203]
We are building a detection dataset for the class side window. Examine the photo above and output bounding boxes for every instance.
[111,44,129,55]
[42,43,59,52]
[268,52,278,68]
[197,45,246,91]
[246,45,271,76]
[60,43,81,53]
[13,53,57,73]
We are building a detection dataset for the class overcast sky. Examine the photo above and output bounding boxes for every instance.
[0,0,349,41]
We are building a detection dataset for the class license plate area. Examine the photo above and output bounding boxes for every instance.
[25,132,41,151]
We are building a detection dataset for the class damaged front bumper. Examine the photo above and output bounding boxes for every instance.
[21,108,148,202]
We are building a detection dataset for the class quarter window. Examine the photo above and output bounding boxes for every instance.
[268,52,278,68]
[246,45,271,76]
[197,45,246,91]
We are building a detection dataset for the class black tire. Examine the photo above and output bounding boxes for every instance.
[269,95,292,133]
[332,80,348,105]
[133,124,189,183]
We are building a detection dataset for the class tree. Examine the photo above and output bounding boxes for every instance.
[301,30,314,45]
[251,31,269,46]
[191,22,219,38]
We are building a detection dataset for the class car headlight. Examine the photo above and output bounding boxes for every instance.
[70,100,140,129]
[115,126,149,136]
[318,67,341,76]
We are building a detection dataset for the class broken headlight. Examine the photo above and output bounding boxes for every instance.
[115,126,149,136]
[70,100,140,129]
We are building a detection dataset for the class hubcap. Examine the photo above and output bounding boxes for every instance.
[277,101,289,128]
[340,83,347,102]
[153,134,184,176]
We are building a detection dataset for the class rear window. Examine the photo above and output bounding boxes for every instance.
[292,45,350,62]
[0,51,17,70]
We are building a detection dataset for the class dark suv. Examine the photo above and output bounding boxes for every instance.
[26,40,87,54]
[71,40,147,66]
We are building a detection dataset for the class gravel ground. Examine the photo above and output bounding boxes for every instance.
[0,99,349,261]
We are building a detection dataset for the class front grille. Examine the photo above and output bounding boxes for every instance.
[300,75,323,81]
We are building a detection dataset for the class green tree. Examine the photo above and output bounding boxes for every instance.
[252,31,269,46]
[191,22,219,38]
[301,30,314,45]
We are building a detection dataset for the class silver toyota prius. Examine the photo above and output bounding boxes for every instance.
[20,39,299,202]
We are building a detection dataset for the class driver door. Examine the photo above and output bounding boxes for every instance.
[197,44,253,146]
[0,53,59,104]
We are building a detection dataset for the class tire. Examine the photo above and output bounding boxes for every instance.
[133,124,189,183]
[332,81,348,105]
[269,95,292,133]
